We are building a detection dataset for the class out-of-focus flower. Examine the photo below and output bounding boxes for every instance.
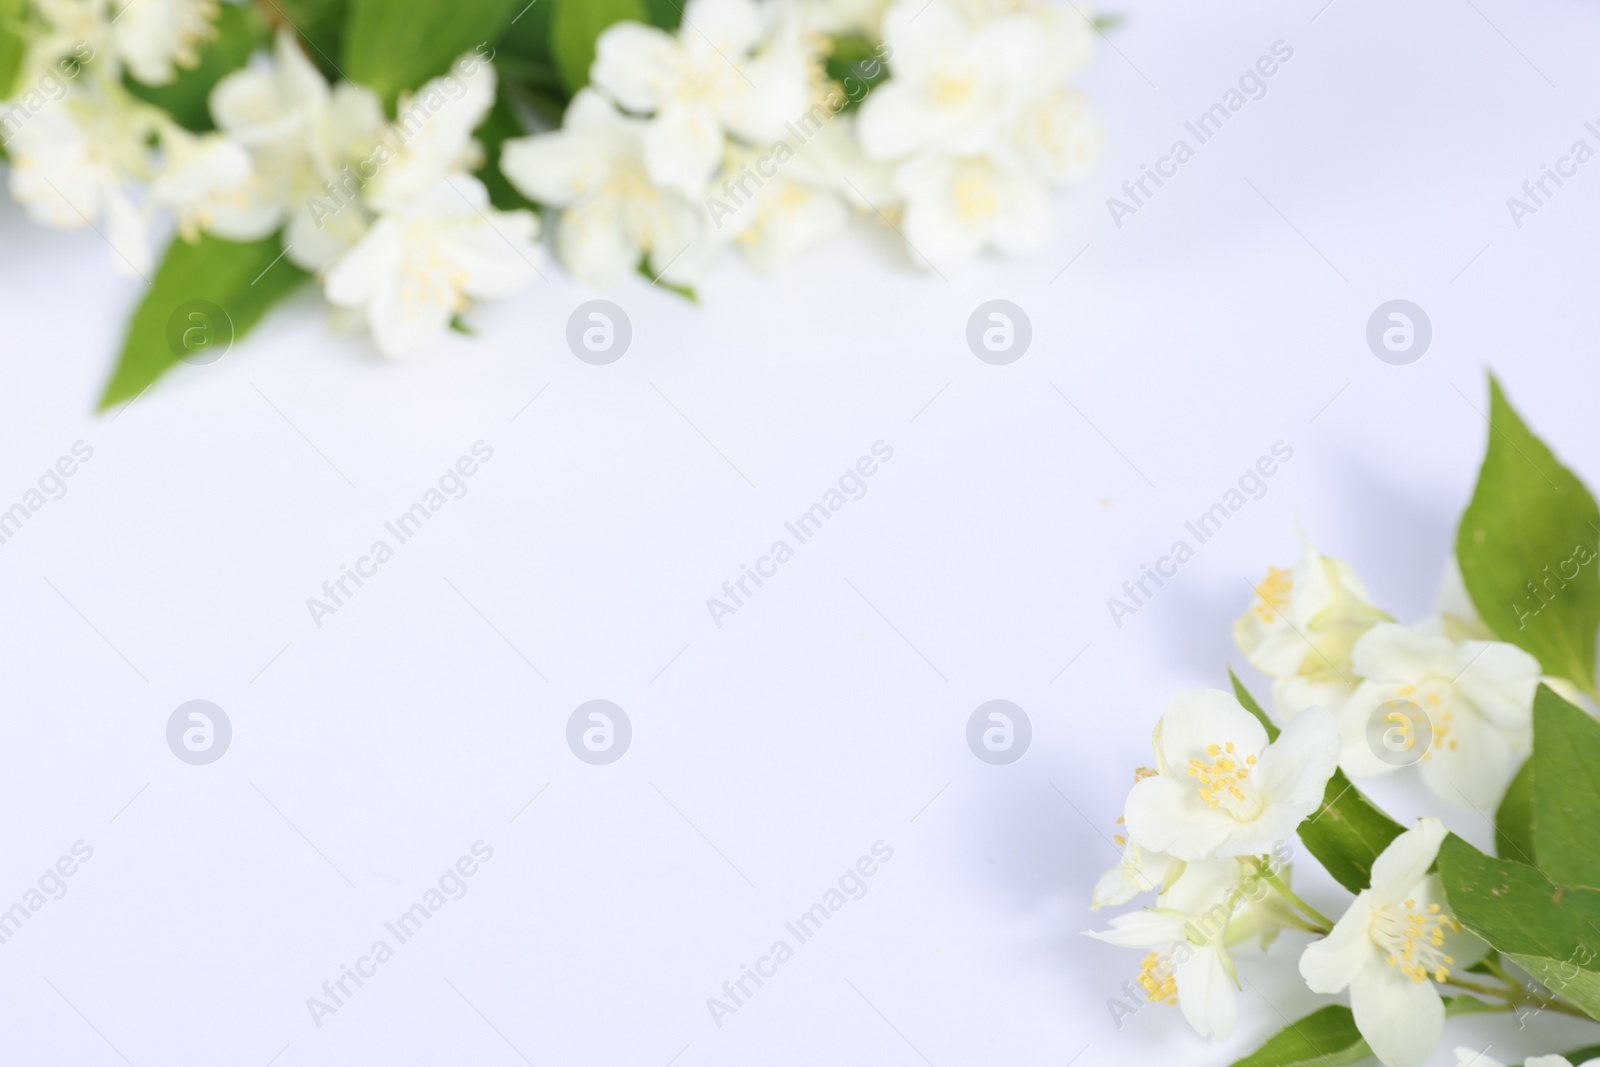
[501,89,714,289]
[323,175,540,358]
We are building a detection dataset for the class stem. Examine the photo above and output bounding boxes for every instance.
[1441,976,1595,1019]
[1250,858,1336,930]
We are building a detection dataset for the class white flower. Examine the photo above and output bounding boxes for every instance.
[1091,836,1182,911]
[1124,688,1339,862]
[149,126,271,241]
[710,121,889,272]
[893,152,1051,269]
[6,92,155,275]
[323,175,540,358]
[590,0,810,198]
[110,0,218,85]
[1300,818,1483,1067]
[856,0,1040,161]
[207,29,386,269]
[1235,539,1388,719]
[1337,623,1540,808]
[501,88,715,289]
[363,50,497,213]
[1088,856,1300,1040]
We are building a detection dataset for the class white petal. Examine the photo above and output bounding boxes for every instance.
[1352,623,1455,681]
[1418,710,1525,811]
[1368,818,1447,906]
[1454,641,1540,729]
[591,21,676,112]
[1350,959,1444,1067]
[1173,943,1237,1040]
[1084,908,1189,949]
[1334,680,1411,778]
[1253,705,1341,819]
[1157,688,1269,771]
[642,101,724,198]
[1123,775,1237,862]
[1299,891,1378,993]
[555,199,640,289]
[324,217,401,308]
[681,0,763,55]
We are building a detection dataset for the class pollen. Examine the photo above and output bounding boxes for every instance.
[1251,568,1292,622]
[1136,953,1178,1005]
[1373,898,1462,985]
[1186,743,1259,816]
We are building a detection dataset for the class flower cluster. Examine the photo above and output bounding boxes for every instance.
[1235,540,1565,810]
[1,0,1104,368]
[1091,379,1600,1067]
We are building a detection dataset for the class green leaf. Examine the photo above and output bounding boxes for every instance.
[824,34,889,113]
[1231,667,1280,740]
[549,0,646,94]
[641,0,681,30]
[1230,672,1403,893]
[0,0,26,99]
[473,77,537,211]
[1530,683,1600,888]
[342,0,521,108]
[1437,834,1600,1022]
[1226,1005,1371,1067]
[99,234,309,410]
[267,0,350,80]
[1456,373,1600,695]
[636,257,698,303]
[1562,1044,1600,1064]
[1497,758,1537,866]
[125,2,270,131]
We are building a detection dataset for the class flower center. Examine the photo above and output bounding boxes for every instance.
[1393,682,1459,758]
[1136,952,1178,1005]
[1251,567,1292,622]
[1371,898,1460,984]
[1186,742,1261,819]
[953,173,997,224]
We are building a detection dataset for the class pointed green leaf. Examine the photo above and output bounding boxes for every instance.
[0,0,27,99]
[99,234,308,410]
[1226,1005,1370,1067]
[1530,683,1600,888]
[1456,374,1600,695]
[1438,834,1600,1022]
[550,0,646,94]
[1231,667,1280,740]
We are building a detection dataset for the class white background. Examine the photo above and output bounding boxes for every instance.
[4,0,1600,1064]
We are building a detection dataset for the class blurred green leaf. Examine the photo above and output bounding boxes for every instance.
[641,0,681,30]
[100,234,308,410]
[263,0,349,80]
[550,0,646,94]
[342,0,520,108]
[473,79,537,211]
[1457,373,1600,696]
[824,34,887,113]
[1226,1005,1370,1067]
[125,3,270,131]
[0,0,26,99]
